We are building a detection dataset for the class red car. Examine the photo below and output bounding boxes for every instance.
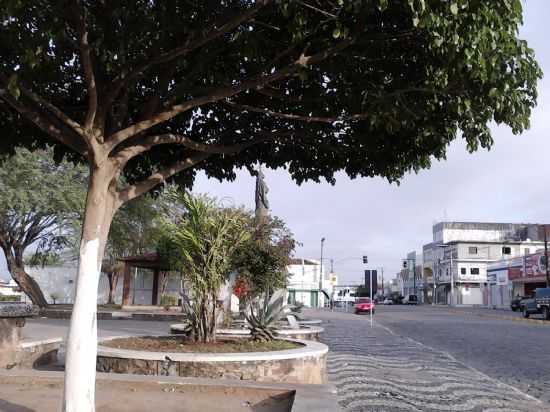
[354,298,375,314]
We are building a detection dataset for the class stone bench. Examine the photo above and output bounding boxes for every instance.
[0,302,37,368]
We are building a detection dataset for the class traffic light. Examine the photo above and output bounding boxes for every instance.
[362,256,368,264]
[403,260,408,268]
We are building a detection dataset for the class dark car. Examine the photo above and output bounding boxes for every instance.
[511,295,528,311]
[520,294,539,318]
[404,295,418,305]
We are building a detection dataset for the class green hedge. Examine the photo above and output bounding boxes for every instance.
[0,294,21,302]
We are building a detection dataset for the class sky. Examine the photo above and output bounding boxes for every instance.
[1,1,549,284]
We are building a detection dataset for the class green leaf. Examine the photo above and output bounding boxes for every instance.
[7,74,20,99]
[450,3,458,16]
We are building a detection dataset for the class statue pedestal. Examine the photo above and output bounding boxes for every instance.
[0,302,36,368]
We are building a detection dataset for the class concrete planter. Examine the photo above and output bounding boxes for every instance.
[0,302,37,368]
[170,324,324,341]
[97,335,328,384]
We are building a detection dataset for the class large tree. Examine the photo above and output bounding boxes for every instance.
[0,147,85,307]
[0,1,541,410]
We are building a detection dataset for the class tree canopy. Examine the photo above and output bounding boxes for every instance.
[0,0,541,193]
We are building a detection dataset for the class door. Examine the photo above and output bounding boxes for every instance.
[287,290,296,305]
[310,291,318,308]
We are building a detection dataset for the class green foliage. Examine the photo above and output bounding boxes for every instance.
[157,191,250,342]
[245,290,287,342]
[0,294,21,302]
[0,0,541,187]
[160,294,178,307]
[0,147,86,263]
[232,217,296,300]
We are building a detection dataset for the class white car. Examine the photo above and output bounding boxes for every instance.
[383,298,393,305]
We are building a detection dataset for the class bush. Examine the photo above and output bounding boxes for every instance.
[160,294,178,307]
[0,294,21,302]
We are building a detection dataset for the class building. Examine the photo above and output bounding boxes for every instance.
[286,258,333,308]
[487,250,549,308]
[399,251,425,302]
[423,222,546,306]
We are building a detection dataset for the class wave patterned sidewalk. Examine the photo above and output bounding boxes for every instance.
[319,312,548,412]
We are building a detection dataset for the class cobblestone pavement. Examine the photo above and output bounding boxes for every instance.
[312,309,549,412]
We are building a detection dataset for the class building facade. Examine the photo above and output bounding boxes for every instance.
[423,222,545,306]
[286,258,332,308]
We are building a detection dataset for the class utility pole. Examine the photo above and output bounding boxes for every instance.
[369,268,373,328]
[381,267,384,297]
[545,226,550,287]
[320,237,325,308]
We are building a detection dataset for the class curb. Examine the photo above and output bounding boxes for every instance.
[439,308,549,325]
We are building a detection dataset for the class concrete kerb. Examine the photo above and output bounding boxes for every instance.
[97,334,328,363]
[170,324,324,340]
[0,368,339,412]
[436,306,550,325]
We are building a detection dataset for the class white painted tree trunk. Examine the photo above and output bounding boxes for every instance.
[63,239,101,412]
[62,168,115,412]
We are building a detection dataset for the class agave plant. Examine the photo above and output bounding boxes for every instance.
[245,289,286,342]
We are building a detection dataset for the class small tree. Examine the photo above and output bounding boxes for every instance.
[0,147,85,307]
[233,216,295,304]
[158,192,250,343]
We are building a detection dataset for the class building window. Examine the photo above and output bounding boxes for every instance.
[524,248,530,255]
[470,268,480,275]
[461,268,466,275]
[469,247,478,254]
[502,246,512,255]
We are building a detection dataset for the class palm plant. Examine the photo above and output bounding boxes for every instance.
[158,191,250,343]
[245,290,287,342]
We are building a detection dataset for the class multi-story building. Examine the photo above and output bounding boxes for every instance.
[423,222,546,306]
[399,251,425,302]
[286,258,333,308]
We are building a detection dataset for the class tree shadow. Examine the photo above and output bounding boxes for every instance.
[0,399,36,412]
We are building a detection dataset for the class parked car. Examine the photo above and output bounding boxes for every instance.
[403,295,418,305]
[383,298,393,305]
[520,295,537,318]
[354,298,375,314]
[511,295,528,312]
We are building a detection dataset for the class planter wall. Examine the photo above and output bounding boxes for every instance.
[170,324,324,341]
[97,335,328,384]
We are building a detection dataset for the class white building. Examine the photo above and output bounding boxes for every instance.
[286,258,333,308]
[423,222,545,306]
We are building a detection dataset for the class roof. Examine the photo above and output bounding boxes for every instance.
[118,252,171,270]
[288,258,320,266]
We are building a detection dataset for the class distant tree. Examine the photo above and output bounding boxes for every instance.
[0,1,542,409]
[0,148,85,307]
[102,194,161,304]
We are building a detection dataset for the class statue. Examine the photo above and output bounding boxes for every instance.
[254,167,269,222]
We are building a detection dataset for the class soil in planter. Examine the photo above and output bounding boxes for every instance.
[103,336,302,353]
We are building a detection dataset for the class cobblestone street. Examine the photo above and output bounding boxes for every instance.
[313,307,550,412]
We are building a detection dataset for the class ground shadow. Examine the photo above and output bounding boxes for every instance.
[0,399,36,412]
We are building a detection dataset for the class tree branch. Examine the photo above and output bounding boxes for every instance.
[106,39,353,153]
[0,89,87,155]
[224,101,370,124]
[116,152,211,205]
[73,0,98,131]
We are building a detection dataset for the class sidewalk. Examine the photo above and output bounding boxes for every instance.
[433,304,550,325]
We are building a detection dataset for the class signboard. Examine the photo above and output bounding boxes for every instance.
[364,270,378,296]
[523,252,547,278]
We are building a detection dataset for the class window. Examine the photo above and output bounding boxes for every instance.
[470,268,480,275]
[524,248,530,255]
[469,247,478,254]
[461,268,466,275]
[502,246,512,255]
